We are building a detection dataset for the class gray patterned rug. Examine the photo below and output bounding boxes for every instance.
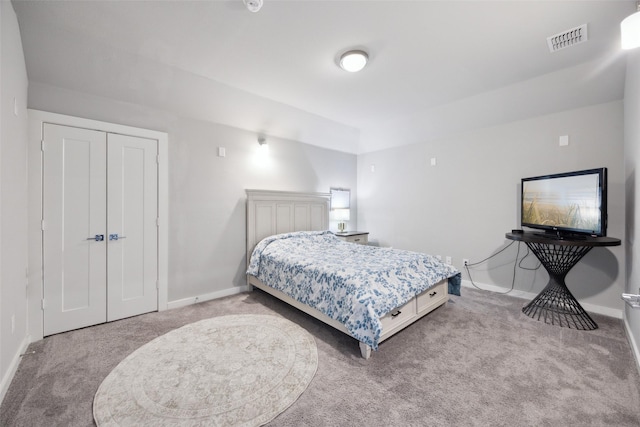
[93,314,318,426]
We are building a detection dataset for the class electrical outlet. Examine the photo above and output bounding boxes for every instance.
[463,258,469,266]
[446,256,452,265]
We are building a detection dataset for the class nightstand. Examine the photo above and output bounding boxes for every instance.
[334,231,369,245]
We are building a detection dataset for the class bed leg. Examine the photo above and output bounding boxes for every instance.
[359,342,372,359]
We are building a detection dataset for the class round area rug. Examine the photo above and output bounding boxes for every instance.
[93,314,317,426]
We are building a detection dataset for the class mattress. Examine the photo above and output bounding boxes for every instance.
[247,231,461,349]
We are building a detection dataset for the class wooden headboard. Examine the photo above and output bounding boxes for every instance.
[246,190,331,265]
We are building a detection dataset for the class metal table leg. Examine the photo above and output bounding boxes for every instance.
[521,242,597,330]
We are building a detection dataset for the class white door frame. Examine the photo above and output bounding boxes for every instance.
[28,110,169,341]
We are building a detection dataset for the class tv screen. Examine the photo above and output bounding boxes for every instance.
[521,168,607,237]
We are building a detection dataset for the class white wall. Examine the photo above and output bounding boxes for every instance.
[26,83,357,305]
[0,1,29,401]
[624,47,640,366]
[358,101,625,316]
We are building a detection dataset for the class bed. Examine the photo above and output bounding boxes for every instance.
[246,190,461,359]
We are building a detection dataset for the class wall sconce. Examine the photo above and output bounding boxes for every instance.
[255,135,269,158]
[621,1,640,49]
[243,0,263,13]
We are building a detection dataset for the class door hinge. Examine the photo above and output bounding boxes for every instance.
[41,299,46,310]
[156,217,160,227]
[41,140,45,152]
[156,154,160,165]
[41,220,45,231]
[156,280,160,290]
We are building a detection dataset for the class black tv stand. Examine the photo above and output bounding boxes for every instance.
[505,231,621,330]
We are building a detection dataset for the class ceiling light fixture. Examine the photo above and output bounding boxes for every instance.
[339,50,368,73]
[621,1,640,49]
[243,0,263,13]
[258,136,267,146]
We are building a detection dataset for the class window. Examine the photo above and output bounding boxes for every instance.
[330,188,350,210]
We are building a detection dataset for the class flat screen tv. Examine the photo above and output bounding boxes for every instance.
[521,168,607,237]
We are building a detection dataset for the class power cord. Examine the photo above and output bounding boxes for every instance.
[464,241,541,294]
[517,245,541,271]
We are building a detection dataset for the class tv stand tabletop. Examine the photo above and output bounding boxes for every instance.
[505,231,620,247]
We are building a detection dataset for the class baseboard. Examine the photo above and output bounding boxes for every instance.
[623,315,640,376]
[0,335,30,405]
[461,279,623,319]
[167,286,251,310]
[461,279,537,301]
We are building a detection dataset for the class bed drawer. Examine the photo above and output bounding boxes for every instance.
[416,280,448,314]
[380,299,417,335]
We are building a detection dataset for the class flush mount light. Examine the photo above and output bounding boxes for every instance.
[621,1,640,49]
[339,50,368,72]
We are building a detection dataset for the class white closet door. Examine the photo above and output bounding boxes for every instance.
[106,133,158,321]
[43,124,107,336]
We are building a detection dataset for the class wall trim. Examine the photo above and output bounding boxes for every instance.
[167,286,252,310]
[0,335,30,405]
[461,279,623,319]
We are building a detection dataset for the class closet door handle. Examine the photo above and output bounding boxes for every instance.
[86,234,104,241]
[109,234,127,241]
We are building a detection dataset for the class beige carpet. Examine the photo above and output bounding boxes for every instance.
[3,289,639,426]
[93,314,318,426]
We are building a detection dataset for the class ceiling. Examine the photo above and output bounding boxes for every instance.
[11,0,636,154]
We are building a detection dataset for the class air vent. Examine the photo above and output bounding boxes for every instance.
[547,24,588,53]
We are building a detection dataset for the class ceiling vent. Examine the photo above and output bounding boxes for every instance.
[547,24,588,53]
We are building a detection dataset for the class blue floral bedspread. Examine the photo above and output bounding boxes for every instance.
[247,231,461,350]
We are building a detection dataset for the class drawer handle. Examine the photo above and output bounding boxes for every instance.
[429,291,437,297]
[391,310,402,318]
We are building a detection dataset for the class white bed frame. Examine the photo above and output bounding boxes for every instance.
[246,190,449,359]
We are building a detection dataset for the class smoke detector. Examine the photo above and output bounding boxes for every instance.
[244,0,263,13]
[547,24,588,53]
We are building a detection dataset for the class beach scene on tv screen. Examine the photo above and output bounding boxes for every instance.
[522,174,600,232]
